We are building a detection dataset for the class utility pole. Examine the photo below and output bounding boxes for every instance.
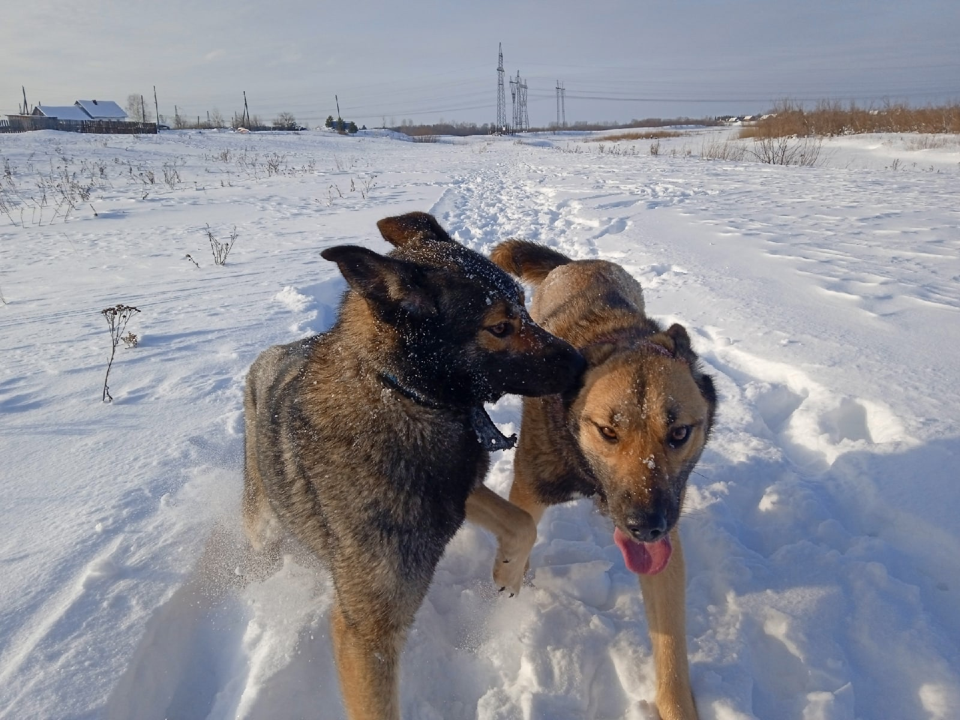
[140,95,146,123]
[561,82,566,128]
[556,81,561,129]
[496,43,507,134]
[153,86,159,126]
[242,91,250,127]
[510,71,519,133]
[556,81,566,129]
[21,86,28,115]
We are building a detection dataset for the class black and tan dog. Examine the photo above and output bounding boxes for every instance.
[242,213,583,720]
[486,240,717,720]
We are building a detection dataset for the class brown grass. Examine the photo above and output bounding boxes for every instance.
[739,100,960,139]
[700,137,747,162]
[586,130,685,142]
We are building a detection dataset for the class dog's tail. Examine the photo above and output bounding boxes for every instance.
[490,240,572,286]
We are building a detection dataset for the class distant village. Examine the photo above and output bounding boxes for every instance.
[1,93,772,137]
[1,98,157,134]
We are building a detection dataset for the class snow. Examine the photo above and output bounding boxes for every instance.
[34,105,91,121]
[74,100,128,120]
[1,126,959,720]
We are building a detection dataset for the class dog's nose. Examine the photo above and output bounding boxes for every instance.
[625,511,668,543]
[537,335,585,381]
[567,347,587,375]
[548,338,585,373]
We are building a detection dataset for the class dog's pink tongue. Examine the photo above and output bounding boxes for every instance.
[614,527,672,575]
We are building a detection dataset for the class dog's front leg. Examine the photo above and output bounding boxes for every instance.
[465,484,538,596]
[331,601,403,720]
[638,527,698,720]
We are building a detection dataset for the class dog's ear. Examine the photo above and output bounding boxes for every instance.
[376,212,455,248]
[321,245,437,317]
[664,324,698,363]
[664,323,716,408]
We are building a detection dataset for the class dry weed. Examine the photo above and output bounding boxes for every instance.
[586,130,685,142]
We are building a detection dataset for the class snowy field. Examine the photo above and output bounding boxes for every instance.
[1,126,959,720]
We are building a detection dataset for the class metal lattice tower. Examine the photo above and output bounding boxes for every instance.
[510,72,518,133]
[496,44,507,134]
[510,71,529,133]
[520,78,529,132]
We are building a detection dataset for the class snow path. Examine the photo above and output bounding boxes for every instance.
[1,129,959,719]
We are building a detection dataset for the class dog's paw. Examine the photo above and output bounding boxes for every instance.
[492,526,535,597]
[493,552,529,597]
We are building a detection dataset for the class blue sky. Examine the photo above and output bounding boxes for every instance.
[3,0,958,128]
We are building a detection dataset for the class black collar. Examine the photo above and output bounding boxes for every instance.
[377,372,517,452]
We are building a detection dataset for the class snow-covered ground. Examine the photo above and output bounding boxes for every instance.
[1,126,959,720]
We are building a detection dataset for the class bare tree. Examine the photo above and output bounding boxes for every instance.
[274,111,298,130]
[209,108,225,129]
[126,94,143,122]
[125,94,152,123]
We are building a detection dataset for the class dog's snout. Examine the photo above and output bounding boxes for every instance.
[533,325,582,366]
[547,339,585,387]
[490,318,584,399]
[625,510,668,543]
[545,336,584,368]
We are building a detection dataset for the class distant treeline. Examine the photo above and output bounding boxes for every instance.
[390,116,722,138]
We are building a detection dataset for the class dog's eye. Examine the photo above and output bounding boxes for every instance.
[668,425,691,448]
[487,322,512,338]
[598,425,618,443]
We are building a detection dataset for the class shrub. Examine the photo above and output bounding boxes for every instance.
[205,224,238,265]
[274,112,298,130]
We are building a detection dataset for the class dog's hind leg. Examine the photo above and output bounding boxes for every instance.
[330,600,404,720]
[241,373,283,575]
[239,477,283,580]
[638,527,698,720]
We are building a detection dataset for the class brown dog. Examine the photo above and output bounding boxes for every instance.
[242,213,583,720]
[485,240,717,720]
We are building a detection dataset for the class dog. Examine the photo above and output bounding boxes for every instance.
[242,212,584,720]
[484,240,717,720]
